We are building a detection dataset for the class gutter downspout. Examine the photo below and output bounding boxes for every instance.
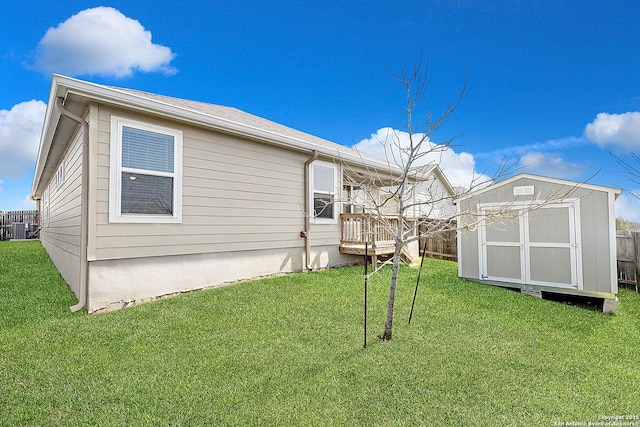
[303,150,319,270]
[55,97,89,313]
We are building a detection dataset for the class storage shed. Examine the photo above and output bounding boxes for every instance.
[456,174,621,312]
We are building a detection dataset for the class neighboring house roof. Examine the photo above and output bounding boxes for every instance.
[32,74,400,199]
[454,173,621,202]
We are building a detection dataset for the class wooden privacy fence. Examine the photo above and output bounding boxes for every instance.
[418,219,457,261]
[617,231,640,292]
[0,210,39,241]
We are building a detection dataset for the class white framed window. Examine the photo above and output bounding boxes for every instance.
[309,161,338,223]
[109,116,183,223]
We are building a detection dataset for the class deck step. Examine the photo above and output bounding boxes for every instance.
[400,246,415,265]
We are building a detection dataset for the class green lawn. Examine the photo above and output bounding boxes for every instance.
[1,240,639,426]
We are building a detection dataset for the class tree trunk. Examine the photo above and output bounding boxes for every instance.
[379,211,406,341]
[379,241,403,340]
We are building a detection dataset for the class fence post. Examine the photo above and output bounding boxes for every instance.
[634,232,640,292]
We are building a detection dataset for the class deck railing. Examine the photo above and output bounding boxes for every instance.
[340,214,417,249]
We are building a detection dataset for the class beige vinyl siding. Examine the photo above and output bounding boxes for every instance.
[419,175,456,218]
[398,174,456,219]
[93,106,341,260]
[309,223,342,246]
[40,125,83,295]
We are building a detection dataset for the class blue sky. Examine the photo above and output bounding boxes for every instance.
[2,1,640,220]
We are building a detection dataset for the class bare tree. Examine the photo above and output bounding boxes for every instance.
[614,152,640,200]
[341,55,579,341]
[344,55,472,341]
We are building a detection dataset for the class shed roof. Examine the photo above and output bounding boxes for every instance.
[455,173,621,202]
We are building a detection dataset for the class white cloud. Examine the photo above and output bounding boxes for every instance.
[0,100,46,179]
[584,112,640,151]
[352,127,490,189]
[19,194,36,209]
[33,6,176,78]
[476,136,588,159]
[615,192,640,223]
[519,152,586,179]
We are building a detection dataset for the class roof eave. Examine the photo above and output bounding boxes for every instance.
[32,74,403,200]
[31,75,68,199]
[55,75,398,168]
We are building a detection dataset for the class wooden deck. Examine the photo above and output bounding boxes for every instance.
[339,214,417,264]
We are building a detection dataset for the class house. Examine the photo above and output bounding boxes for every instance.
[31,75,449,312]
[338,162,457,264]
[455,174,621,312]
[373,164,456,219]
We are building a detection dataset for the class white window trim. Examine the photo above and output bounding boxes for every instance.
[109,116,183,224]
[309,160,339,224]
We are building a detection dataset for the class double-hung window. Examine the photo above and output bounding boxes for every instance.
[310,161,338,223]
[110,116,182,223]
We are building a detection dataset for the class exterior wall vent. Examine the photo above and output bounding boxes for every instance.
[514,185,534,196]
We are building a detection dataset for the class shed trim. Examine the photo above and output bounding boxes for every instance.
[476,199,584,290]
[608,190,619,294]
[455,173,621,203]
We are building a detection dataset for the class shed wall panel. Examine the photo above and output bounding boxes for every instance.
[458,199,480,279]
[579,190,612,293]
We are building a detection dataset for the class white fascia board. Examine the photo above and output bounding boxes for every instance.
[432,166,456,196]
[31,76,68,198]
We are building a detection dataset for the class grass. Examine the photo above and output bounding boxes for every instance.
[1,240,640,426]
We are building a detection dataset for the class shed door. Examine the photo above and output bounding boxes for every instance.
[480,213,524,283]
[479,202,581,289]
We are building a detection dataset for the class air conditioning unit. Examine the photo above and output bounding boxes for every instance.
[12,223,27,240]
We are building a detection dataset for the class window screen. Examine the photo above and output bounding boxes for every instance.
[122,126,174,173]
[121,172,174,215]
[120,125,176,216]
